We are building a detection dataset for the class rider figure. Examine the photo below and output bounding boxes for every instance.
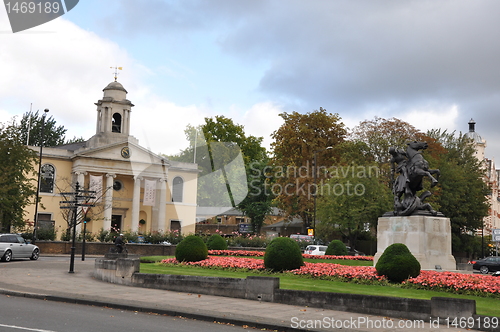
[389,147,410,205]
[114,233,125,253]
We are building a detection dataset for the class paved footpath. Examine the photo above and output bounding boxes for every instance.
[0,256,481,332]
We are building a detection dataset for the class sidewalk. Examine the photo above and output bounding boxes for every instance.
[0,256,480,332]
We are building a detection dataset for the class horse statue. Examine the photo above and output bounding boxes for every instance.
[389,141,440,216]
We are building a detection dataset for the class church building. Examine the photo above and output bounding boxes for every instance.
[26,80,198,239]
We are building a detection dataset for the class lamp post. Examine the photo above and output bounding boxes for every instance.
[32,109,49,244]
[312,146,332,242]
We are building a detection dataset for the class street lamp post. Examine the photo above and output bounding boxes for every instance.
[312,146,332,242]
[32,109,49,244]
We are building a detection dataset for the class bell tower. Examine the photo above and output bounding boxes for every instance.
[87,81,137,148]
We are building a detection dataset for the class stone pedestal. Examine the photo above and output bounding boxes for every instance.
[374,215,456,270]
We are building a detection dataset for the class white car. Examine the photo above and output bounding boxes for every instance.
[304,245,328,255]
[0,234,40,262]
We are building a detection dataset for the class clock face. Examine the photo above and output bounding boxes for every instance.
[121,146,131,159]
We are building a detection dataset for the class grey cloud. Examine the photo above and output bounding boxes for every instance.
[98,0,500,156]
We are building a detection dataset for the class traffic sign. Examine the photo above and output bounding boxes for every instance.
[493,235,500,242]
[238,223,253,233]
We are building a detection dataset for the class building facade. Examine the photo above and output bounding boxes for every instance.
[26,81,198,239]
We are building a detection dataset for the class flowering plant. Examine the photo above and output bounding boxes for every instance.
[208,250,374,261]
[403,270,500,296]
[161,254,500,297]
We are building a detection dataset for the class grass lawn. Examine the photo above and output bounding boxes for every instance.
[140,256,500,317]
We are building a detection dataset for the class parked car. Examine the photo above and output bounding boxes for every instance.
[304,245,328,255]
[346,246,365,256]
[0,234,40,262]
[471,256,500,274]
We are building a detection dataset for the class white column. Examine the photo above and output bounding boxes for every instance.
[96,109,101,133]
[123,109,130,135]
[103,173,115,230]
[104,107,111,133]
[131,176,142,232]
[158,178,167,231]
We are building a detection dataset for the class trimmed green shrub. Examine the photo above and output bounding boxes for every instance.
[206,234,228,250]
[175,235,208,262]
[325,240,348,255]
[264,237,304,272]
[375,243,421,283]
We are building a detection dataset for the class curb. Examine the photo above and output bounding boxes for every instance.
[0,288,305,332]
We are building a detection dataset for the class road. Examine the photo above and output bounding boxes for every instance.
[0,294,267,332]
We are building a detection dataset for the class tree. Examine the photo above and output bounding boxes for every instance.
[171,116,267,207]
[316,141,392,249]
[236,159,274,234]
[350,117,421,164]
[426,129,489,251]
[270,108,347,232]
[202,116,267,165]
[16,110,67,147]
[0,122,38,231]
[65,136,87,144]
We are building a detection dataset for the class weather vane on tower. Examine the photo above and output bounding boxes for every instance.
[110,66,123,82]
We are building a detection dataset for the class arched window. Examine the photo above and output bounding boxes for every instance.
[112,113,122,133]
[40,164,55,193]
[172,177,184,202]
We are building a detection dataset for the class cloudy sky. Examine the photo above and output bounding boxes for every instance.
[1,0,500,160]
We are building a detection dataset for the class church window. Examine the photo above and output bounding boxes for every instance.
[112,113,122,133]
[40,164,55,193]
[172,177,183,202]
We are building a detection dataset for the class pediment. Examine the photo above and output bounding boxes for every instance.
[74,141,165,164]
[70,140,172,178]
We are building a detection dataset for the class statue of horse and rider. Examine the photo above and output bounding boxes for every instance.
[389,141,440,216]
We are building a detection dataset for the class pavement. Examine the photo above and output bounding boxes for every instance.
[0,255,481,332]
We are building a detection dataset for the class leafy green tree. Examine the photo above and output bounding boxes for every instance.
[65,136,86,144]
[426,129,489,250]
[16,110,67,147]
[0,122,38,231]
[237,159,274,234]
[317,142,392,248]
[350,117,421,164]
[202,116,267,165]
[270,108,347,232]
[171,116,267,207]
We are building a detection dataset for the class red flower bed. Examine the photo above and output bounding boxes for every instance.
[290,262,384,281]
[208,250,373,261]
[162,256,265,270]
[404,270,500,296]
[161,255,500,297]
[208,250,264,257]
[162,256,380,281]
[302,254,374,261]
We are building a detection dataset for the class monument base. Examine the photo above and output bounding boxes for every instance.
[374,215,456,270]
